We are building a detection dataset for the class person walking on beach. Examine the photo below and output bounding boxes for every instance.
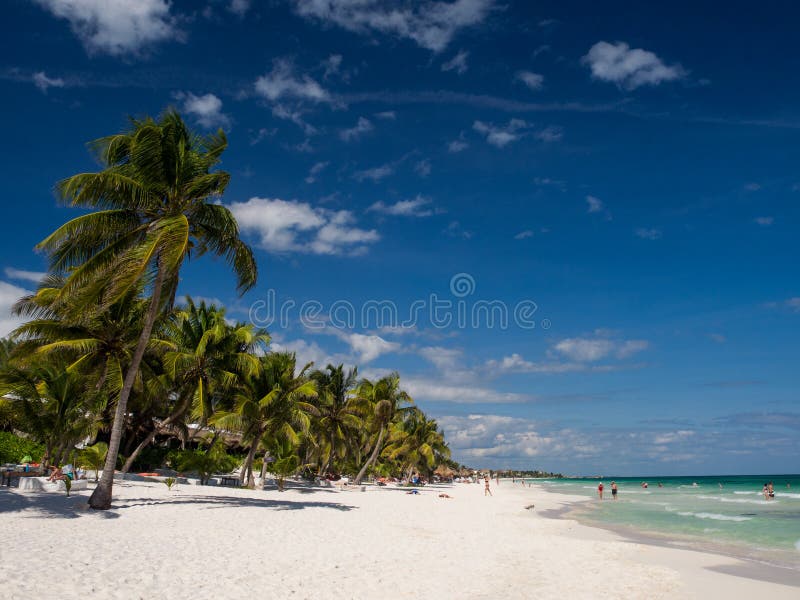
[598,482,604,500]
[484,475,492,496]
[611,481,618,500]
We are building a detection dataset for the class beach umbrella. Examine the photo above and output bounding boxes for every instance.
[435,464,455,478]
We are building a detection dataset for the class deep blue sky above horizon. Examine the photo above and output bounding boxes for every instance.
[1,0,798,475]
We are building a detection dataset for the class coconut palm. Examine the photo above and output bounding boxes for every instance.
[120,299,267,472]
[37,111,257,509]
[212,352,317,488]
[79,442,109,481]
[0,356,99,467]
[353,373,413,484]
[310,364,361,476]
[384,409,450,483]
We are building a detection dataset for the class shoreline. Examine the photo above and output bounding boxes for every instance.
[2,479,799,599]
[527,482,800,587]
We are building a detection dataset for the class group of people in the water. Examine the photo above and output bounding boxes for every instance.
[595,480,786,500]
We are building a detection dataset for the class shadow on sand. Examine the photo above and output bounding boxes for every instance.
[0,488,356,518]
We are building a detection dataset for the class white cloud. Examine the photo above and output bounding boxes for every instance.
[305,161,329,184]
[368,195,434,217]
[228,197,379,256]
[404,378,528,404]
[270,338,349,371]
[754,216,774,226]
[254,59,331,103]
[353,163,394,182]
[0,280,30,338]
[785,298,800,312]
[535,125,563,142]
[485,353,582,374]
[33,0,179,57]
[708,333,727,344]
[586,195,604,213]
[321,54,342,79]
[228,0,251,17]
[634,227,662,240]
[448,132,469,153]
[514,230,533,240]
[340,117,374,141]
[473,118,528,148]
[553,337,649,362]
[441,50,469,74]
[249,127,277,146]
[414,159,432,177]
[418,346,463,371]
[516,70,543,91]
[443,220,473,239]
[437,414,562,460]
[583,41,685,90]
[375,111,396,120]
[271,104,317,136]
[32,71,65,93]
[744,182,761,191]
[4,268,46,284]
[292,0,495,52]
[176,92,230,129]
[345,333,399,363]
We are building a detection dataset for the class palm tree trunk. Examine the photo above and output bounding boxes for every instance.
[88,261,166,510]
[121,393,191,473]
[240,439,259,488]
[354,426,385,485]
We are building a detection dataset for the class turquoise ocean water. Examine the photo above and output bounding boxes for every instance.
[528,475,800,569]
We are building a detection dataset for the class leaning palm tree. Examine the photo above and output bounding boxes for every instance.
[353,373,412,484]
[310,364,361,476]
[384,408,450,483]
[37,111,258,509]
[212,352,317,488]
[120,299,266,472]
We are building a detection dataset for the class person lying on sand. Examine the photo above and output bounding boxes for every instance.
[438,493,453,499]
[406,489,420,495]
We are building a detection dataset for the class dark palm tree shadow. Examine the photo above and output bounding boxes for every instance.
[113,494,356,511]
[0,489,119,519]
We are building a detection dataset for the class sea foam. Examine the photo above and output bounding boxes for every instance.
[677,511,752,522]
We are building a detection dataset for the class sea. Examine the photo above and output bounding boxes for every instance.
[527,474,800,570]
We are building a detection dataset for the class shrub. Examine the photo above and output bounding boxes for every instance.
[0,432,44,464]
[172,441,237,485]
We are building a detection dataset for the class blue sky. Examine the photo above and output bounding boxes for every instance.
[1,0,798,475]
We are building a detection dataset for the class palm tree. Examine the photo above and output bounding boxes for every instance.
[384,409,450,483]
[212,352,317,488]
[79,442,109,481]
[37,111,258,509]
[310,364,361,476]
[0,356,99,467]
[353,373,412,484]
[120,299,266,472]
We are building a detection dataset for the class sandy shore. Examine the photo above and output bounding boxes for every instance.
[0,478,797,599]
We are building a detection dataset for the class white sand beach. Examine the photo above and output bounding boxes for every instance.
[0,479,797,599]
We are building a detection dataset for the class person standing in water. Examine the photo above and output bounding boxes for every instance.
[768,482,775,500]
[484,475,493,496]
[598,482,604,500]
[611,481,618,500]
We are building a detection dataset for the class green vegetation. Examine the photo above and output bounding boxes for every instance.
[0,431,44,464]
[0,110,452,508]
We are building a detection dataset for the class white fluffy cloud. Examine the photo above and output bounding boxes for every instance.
[473,118,528,148]
[368,196,433,217]
[447,132,469,153]
[305,161,329,184]
[177,92,230,129]
[4,267,46,284]
[292,0,494,52]
[634,227,662,240]
[485,353,583,374]
[754,216,774,226]
[353,163,394,182]
[33,0,179,56]
[345,333,399,363]
[516,70,543,91]
[254,59,331,103]
[228,197,379,256]
[583,41,685,90]
[0,280,30,338]
[404,378,528,404]
[586,195,604,213]
[32,71,65,93]
[441,50,469,74]
[340,117,374,141]
[553,337,649,362]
